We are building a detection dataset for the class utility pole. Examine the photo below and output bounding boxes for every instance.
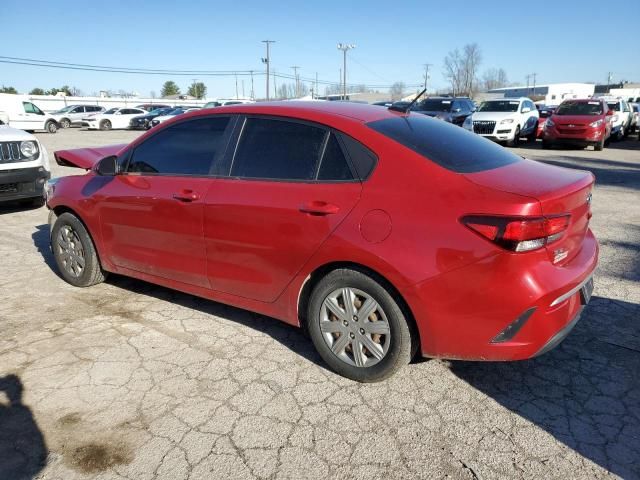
[273,69,277,99]
[250,70,255,100]
[525,74,531,94]
[235,73,238,99]
[291,66,300,97]
[423,63,432,92]
[532,72,537,96]
[315,72,318,99]
[261,40,275,100]
[337,43,356,100]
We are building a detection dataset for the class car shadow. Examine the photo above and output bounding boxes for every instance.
[448,295,640,479]
[0,374,48,479]
[0,201,43,215]
[31,224,58,274]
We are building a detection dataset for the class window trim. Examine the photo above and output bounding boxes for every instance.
[226,114,360,184]
[121,114,236,178]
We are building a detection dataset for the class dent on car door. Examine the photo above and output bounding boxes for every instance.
[203,116,364,302]
[97,116,234,287]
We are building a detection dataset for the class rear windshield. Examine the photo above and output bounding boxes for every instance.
[556,101,603,115]
[416,99,452,112]
[478,101,520,112]
[367,115,520,173]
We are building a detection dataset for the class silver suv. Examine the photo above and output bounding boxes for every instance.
[50,105,105,128]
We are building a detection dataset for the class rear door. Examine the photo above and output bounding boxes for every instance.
[97,116,233,287]
[203,116,362,302]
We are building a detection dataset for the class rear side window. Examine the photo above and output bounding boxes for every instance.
[317,134,353,181]
[128,117,230,175]
[231,118,326,180]
[367,115,520,173]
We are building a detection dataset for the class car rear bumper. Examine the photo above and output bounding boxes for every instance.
[405,228,598,361]
[0,166,50,202]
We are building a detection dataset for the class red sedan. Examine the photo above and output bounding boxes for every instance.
[47,102,598,382]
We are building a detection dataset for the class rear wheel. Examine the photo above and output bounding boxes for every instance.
[51,212,106,287]
[45,120,58,134]
[594,137,604,151]
[60,118,71,129]
[527,124,537,143]
[100,120,112,131]
[542,139,552,149]
[307,269,415,382]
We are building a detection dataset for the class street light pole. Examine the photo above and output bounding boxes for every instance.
[337,43,355,100]
[291,66,300,98]
[261,40,275,100]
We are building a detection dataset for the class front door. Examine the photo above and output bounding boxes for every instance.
[204,117,362,302]
[97,116,233,288]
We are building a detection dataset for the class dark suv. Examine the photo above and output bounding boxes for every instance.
[411,97,475,126]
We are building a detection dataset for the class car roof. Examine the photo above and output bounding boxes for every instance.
[182,101,405,124]
[485,97,529,102]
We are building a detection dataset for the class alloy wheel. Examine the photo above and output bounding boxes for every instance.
[319,287,391,368]
[56,225,86,278]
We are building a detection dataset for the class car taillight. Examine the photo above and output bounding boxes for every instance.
[462,215,570,252]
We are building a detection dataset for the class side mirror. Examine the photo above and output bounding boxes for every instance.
[521,107,531,113]
[606,109,614,116]
[95,155,118,176]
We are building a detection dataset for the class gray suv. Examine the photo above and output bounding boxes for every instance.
[411,97,476,126]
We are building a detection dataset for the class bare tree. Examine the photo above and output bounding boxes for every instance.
[482,68,509,91]
[443,44,482,96]
[389,82,406,101]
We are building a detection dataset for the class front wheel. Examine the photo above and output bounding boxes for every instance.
[507,126,520,147]
[100,120,112,131]
[594,137,604,151]
[542,139,552,149]
[60,118,71,129]
[527,124,538,143]
[51,212,106,287]
[45,120,58,134]
[307,269,416,382]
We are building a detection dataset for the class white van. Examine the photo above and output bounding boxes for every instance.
[0,93,59,133]
[0,125,51,206]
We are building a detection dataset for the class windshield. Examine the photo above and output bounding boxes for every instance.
[556,101,603,115]
[416,99,452,112]
[606,102,620,112]
[167,108,185,115]
[367,115,520,173]
[152,108,173,116]
[478,101,520,112]
[104,108,118,114]
[54,106,75,113]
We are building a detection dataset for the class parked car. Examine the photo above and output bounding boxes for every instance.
[0,125,50,206]
[535,105,556,138]
[47,102,598,381]
[372,101,393,107]
[601,97,632,139]
[542,98,612,151]
[49,105,105,128]
[0,93,59,133]
[463,97,539,146]
[82,107,147,131]
[203,100,254,108]
[411,97,475,126]
[129,107,175,130]
[135,104,171,112]
[629,103,638,132]
[149,107,198,127]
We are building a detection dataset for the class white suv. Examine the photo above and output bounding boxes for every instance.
[601,97,632,139]
[0,125,51,206]
[463,97,539,146]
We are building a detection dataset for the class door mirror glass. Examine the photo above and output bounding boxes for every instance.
[96,155,118,176]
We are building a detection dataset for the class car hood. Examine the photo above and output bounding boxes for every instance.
[54,144,128,169]
[471,111,518,121]
[0,125,37,141]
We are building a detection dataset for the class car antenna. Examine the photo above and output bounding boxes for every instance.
[389,88,427,113]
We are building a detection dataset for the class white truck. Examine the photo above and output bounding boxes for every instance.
[0,93,60,133]
[0,125,51,206]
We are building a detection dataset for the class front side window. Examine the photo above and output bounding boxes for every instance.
[128,117,230,175]
[231,118,326,180]
[23,102,44,115]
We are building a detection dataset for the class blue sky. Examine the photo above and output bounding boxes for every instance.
[2,0,637,98]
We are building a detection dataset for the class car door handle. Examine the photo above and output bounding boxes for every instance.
[172,190,200,202]
[299,201,340,216]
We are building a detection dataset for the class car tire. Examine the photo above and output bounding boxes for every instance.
[307,268,416,382]
[542,139,552,149]
[527,125,537,143]
[60,118,71,129]
[594,138,604,151]
[51,212,106,287]
[100,120,112,131]
[45,120,58,134]
[507,126,520,147]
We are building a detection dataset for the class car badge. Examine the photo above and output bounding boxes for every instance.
[568,124,575,127]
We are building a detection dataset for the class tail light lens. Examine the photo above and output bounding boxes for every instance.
[462,215,570,252]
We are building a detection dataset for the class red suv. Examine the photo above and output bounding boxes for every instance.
[543,98,612,150]
[47,102,598,381]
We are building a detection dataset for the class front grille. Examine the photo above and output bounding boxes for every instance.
[558,126,587,135]
[0,142,37,164]
[473,121,496,135]
[0,182,19,193]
